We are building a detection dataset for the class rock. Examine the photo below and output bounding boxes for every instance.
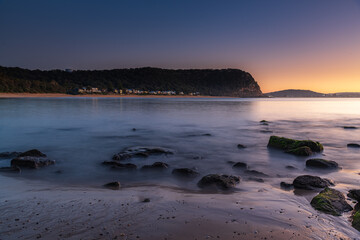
[237,144,246,149]
[348,189,360,201]
[311,187,352,216]
[260,120,269,125]
[244,170,269,177]
[247,177,264,183]
[343,126,357,129]
[285,165,297,170]
[112,146,174,161]
[352,210,360,231]
[143,198,150,202]
[285,146,312,156]
[202,133,212,136]
[141,162,169,170]
[198,174,240,190]
[104,182,121,190]
[293,175,333,190]
[102,161,137,169]
[306,159,339,169]
[280,182,294,189]
[0,166,21,173]
[11,150,55,168]
[232,162,248,169]
[18,149,46,157]
[132,128,137,131]
[267,136,323,156]
[0,152,22,159]
[172,168,199,177]
[347,143,360,148]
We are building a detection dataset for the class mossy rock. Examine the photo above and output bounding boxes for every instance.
[285,146,312,156]
[352,210,360,231]
[267,136,323,156]
[310,187,352,216]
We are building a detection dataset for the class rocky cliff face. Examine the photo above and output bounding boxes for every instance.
[0,66,262,97]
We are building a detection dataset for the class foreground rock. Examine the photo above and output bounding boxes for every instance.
[172,168,199,177]
[348,189,360,202]
[267,136,323,156]
[104,181,121,190]
[112,146,174,160]
[347,143,360,148]
[0,152,22,159]
[102,161,137,169]
[11,149,55,169]
[306,159,339,169]
[353,210,360,231]
[198,174,240,190]
[141,162,169,170]
[311,188,352,216]
[293,175,333,190]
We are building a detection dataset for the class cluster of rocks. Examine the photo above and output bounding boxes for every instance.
[0,149,55,172]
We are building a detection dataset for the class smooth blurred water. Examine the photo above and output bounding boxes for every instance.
[1,97,360,191]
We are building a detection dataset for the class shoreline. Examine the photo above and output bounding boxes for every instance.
[0,93,237,99]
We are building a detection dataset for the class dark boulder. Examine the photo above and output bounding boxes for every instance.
[104,181,121,190]
[0,152,22,159]
[102,161,137,169]
[198,174,240,190]
[232,162,248,169]
[172,168,199,177]
[347,143,360,148]
[306,159,339,169]
[112,146,174,161]
[141,162,169,170]
[293,175,333,190]
[267,136,323,156]
[11,150,54,169]
[18,149,46,157]
[311,188,352,216]
[348,189,360,202]
[343,126,357,129]
[260,120,269,125]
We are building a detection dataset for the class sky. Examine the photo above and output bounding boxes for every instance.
[0,0,359,93]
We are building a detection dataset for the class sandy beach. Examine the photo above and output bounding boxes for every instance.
[0,93,235,99]
[0,173,357,240]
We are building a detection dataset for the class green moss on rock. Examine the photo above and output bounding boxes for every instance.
[267,136,323,156]
[310,187,352,216]
[352,210,360,231]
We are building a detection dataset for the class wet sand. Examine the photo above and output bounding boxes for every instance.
[0,93,234,98]
[0,174,357,240]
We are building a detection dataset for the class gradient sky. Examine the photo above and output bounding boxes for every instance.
[1,0,359,93]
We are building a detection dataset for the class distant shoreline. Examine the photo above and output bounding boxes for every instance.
[0,93,237,98]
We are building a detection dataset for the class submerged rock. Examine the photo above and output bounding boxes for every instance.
[347,143,360,148]
[280,182,294,190]
[348,189,360,202]
[102,161,137,169]
[260,120,269,125]
[343,126,357,129]
[237,144,246,149]
[11,149,54,169]
[232,162,248,169]
[306,159,339,169]
[247,177,264,183]
[104,181,121,190]
[285,165,297,170]
[311,187,352,216]
[112,146,174,161]
[172,168,199,177]
[0,166,21,173]
[198,174,240,190]
[0,152,22,159]
[244,170,269,177]
[267,136,323,156]
[141,162,169,170]
[293,175,333,190]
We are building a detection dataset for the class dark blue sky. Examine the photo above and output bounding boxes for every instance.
[1,0,359,92]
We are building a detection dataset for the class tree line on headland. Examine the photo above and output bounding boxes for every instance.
[0,66,263,97]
